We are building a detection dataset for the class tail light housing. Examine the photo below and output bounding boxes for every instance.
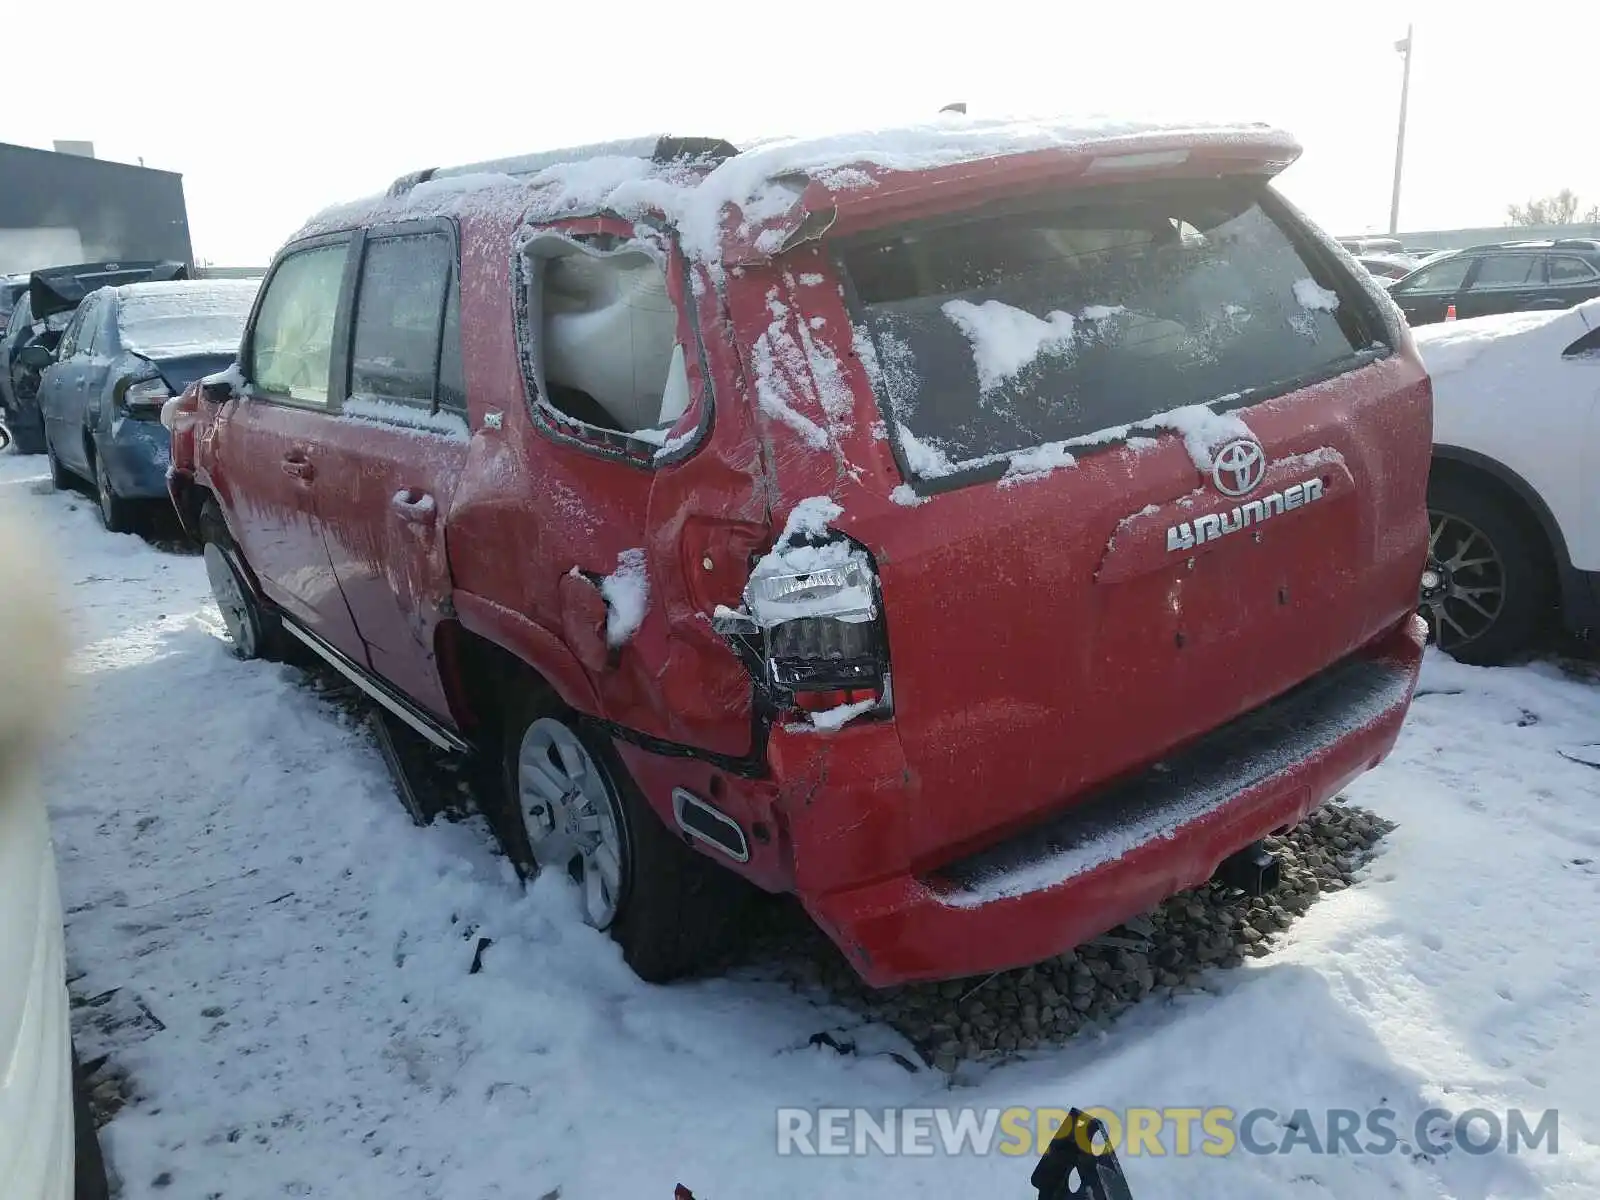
[116,375,172,420]
[713,533,891,722]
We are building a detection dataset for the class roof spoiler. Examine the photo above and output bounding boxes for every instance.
[387,135,740,198]
[28,259,188,321]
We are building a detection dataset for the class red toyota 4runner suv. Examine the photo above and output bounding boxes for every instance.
[166,120,1429,986]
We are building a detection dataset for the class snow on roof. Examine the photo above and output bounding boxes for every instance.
[295,114,1292,263]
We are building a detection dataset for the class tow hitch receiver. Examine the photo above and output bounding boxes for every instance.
[1032,1110,1136,1200]
[1212,840,1281,896]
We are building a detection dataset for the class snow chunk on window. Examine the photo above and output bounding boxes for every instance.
[600,549,649,647]
[942,299,1077,392]
[652,428,699,461]
[807,697,877,732]
[1293,277,1340,312]
[1002,442,1077,485]
[1143,401,1255,472]
[889,484,926,507]
[896,424,956,477]
[342,397,470,441]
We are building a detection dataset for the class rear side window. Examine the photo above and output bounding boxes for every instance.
[438,282,465,413]
[55,301,89,359]
[1469,255,1538,289]
[249,243,349,404]
[77,297,103,356]
[349,231,455,411]
[1550,256,1599,284]
[841,180,1373,477]
[5,296,29,339]
[1397,257,1471,294]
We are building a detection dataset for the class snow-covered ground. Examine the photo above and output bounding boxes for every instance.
[6,448,1599,1199]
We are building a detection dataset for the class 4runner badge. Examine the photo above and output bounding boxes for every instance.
[1167,478,1326,552]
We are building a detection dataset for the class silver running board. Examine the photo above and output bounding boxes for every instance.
[280,619,472,754]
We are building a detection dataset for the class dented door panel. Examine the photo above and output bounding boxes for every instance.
[444,212,766,754]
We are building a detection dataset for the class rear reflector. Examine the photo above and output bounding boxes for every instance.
[672,789,750,862]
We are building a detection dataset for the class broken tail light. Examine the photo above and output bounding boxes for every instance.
[713,536,891,718]
[116,375,171,420]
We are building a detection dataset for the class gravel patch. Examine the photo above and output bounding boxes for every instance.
[740,802,1396,1071]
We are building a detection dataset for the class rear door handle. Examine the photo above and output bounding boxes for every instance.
[281,455,314,480]
[390,489,437,527]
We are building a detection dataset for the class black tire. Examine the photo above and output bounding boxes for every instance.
[199,500,286,661]
[44,429,73,490]
[71,1048,110,1200]
[1424,472,1553,665]
[493,684,746,982]
[91,451,136,535]
[8,413,44,455]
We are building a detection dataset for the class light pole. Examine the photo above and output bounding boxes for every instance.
[1389,25,1414,236]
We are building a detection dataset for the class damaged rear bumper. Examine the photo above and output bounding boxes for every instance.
[799,614,1425,986]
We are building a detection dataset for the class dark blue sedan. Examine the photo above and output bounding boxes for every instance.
[36,279,259,531]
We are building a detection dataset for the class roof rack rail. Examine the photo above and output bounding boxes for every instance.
[386,135,739,198]
[1552,237,1600,250]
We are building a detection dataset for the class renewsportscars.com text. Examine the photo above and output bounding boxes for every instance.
[775,1106,1559,1158]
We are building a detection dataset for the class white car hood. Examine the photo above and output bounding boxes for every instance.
[1414,299,1599,385]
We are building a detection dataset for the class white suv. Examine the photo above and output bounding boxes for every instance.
[1415,297,1600,662]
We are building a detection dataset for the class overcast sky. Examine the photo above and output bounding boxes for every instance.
[7,0,1595,266]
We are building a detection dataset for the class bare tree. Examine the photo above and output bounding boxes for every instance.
[1507,189,1583,226]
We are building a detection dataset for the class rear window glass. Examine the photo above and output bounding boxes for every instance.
[841,180,1372,478]
[118,281,259,357]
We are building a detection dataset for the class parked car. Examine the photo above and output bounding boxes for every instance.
[1355,253,1418,282]
[1387,239,1600,326]
[0,507,108,1199]
[1412,297,1600,663]
[0,261,188,454]
[1,291,69,453]
[37,278,258,531]
[166,121,1429,986]
[0,273,27,326]
[1339,236,1405,256]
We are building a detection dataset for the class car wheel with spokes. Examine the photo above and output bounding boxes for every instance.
[516,717,630,928]
[1422,472,1551,665]
[199,499,284,661]
[493,685,748,982]
[93,452,134,534]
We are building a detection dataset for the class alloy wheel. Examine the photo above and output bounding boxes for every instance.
[203,542,258,658]
[516,718,627,928]
[1420,510,1506,653]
